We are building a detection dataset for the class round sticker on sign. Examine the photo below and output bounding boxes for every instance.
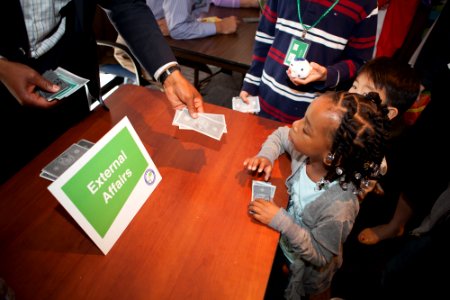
[289,58,312,79]
[144,169,156,185]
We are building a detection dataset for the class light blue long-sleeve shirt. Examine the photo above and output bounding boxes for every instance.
[146,0,216,40]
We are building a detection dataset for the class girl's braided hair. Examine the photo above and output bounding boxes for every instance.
[322,91,390,194]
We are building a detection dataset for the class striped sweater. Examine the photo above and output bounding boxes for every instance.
[242,0,378,123]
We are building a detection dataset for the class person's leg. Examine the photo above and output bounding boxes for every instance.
[358,192,413,245]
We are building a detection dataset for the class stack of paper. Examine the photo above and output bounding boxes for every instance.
[40,139,94,181]
[37,67,90,101]
[251,180,276,201]
[172,108,227,141]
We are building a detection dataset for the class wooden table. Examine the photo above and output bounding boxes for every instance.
[166,5,260,76]
[0,85,290,300]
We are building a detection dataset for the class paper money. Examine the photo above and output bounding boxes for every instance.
[251,180,276,201]
[232,96,260,113]
[173,108,227,140]
[37,67,89,101]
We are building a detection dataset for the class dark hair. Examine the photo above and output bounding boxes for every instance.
[322,91,389,193]
[358,56,421,115]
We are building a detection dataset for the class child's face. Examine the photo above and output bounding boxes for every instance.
[349,73,397,120]
[288,95,340,163]
[349,72,387,104]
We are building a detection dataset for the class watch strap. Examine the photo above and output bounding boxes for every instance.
[158,65,181,84]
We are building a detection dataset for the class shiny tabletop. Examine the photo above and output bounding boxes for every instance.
[0,85,290,300]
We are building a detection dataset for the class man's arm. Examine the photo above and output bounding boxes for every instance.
[100,0,204,116]
[102,0,175,78]
[212,0,259,8]
[0,58,60,108]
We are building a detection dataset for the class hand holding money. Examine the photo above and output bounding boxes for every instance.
[0,59,60,108]
[37,67,89,101]
[251,180,276,201]
[249,180,277,222]
[232,95,260,113]
[248,198,280,225]
[173,108,227,140]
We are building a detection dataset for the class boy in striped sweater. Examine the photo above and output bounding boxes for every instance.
[240,0,378,123]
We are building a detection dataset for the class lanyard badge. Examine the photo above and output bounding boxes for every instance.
[284,37,310,66]
[284,0,340,66]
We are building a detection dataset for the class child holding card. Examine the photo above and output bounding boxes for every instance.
[243,91,389,299]
[239,0,377,123]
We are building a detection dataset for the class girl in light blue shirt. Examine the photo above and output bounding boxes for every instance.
[244,91,389,299]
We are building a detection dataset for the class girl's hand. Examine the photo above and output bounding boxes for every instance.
[248,199,280,225]
[243,156,272,181]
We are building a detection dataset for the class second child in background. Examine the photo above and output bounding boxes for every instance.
[244,91,389,299]
[348,56,421,135]
[331,3,450,297]
[347,56,421,198]
[344,56,422,243]
[240,0,378,123]
[329,56,421,298]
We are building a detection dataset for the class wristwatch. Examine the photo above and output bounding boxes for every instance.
[158,65,181,85]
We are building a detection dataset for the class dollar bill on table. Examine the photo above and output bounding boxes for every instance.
[232,96,260,113]
[173,108,227,140]
[39,140,93,181]
[200,113,227,133]
[251,180,276,201]
[173,110,227,133]
[37,67,89,101]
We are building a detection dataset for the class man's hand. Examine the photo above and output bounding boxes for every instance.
[157,18,170,36]
[0,59,60,108]
[215,16,240,34]
[240,0,260,8]
[163,70,204,118]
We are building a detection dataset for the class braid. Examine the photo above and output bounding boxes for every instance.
[324,91,389,193]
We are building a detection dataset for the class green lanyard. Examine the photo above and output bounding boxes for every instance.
[297,0,340,39]
[258,0,265,12]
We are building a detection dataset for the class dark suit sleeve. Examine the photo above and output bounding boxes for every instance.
[98,0,176,79]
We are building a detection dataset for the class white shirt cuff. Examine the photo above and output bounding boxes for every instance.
[154,62,178,82]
